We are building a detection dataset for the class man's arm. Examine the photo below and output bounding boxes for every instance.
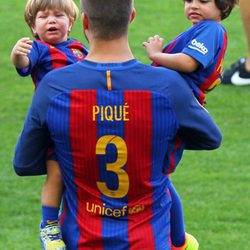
[165,70,222,150]
[13,111,50,176]
[13,81,51,176]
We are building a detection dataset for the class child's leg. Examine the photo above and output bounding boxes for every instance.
[41,160,64,228]
[40,160,66,249]
[169,181,186,247]
[169,182,199,250]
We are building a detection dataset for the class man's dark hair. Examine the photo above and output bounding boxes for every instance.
[80,0,133,40]
[215,0,239,20]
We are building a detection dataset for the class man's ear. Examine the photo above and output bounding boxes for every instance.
[130,8,136,23]
[82,13,90,42]
[82,13,89,30]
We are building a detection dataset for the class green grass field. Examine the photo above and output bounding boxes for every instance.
[0,1,249,249]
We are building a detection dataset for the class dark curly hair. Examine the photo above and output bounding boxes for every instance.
[184,0,239,20]
[215,0,239,20]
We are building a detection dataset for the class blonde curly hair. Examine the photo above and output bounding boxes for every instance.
[24,0,79,36]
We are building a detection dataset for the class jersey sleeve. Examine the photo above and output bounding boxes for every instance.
[162,68,222,150]
[182,21,225,69]
[13,74,52,176]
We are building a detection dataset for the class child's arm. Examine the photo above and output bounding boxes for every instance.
[11,37,33,69]
[143,35,199,73]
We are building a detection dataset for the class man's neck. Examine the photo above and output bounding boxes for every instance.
[85,37,134,63]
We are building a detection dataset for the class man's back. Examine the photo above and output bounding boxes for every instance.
[14,59,221,249]
[44,60,180,249]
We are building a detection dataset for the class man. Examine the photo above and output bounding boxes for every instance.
[13,0,222,249]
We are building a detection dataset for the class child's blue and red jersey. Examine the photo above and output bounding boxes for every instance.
[13,59,221,249]
[16,38,88,88]
[153,20,227,105]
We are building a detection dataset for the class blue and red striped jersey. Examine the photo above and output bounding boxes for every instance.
[14,59,222,249]
[153,20,227,105]
[50,89,176,249]
[16,38,88,88]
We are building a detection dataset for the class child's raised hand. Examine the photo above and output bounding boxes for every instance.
[12,37,33,56]
[11,37,33,68]
[142,35,164,60]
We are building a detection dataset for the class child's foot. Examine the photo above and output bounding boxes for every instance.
[171,233,199,250]
[40,221,66,250]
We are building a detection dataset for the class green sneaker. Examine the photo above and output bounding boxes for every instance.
[40,222,66,250]
[171,233,199,250]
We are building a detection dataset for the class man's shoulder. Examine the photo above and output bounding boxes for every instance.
[150,65,184,81]
[41,60,185,94]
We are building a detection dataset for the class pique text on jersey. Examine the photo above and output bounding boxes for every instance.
[92,103,130,122]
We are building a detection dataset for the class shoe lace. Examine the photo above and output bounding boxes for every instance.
[43,224,62,241]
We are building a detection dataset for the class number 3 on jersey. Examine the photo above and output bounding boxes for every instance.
[96,135,129,198]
